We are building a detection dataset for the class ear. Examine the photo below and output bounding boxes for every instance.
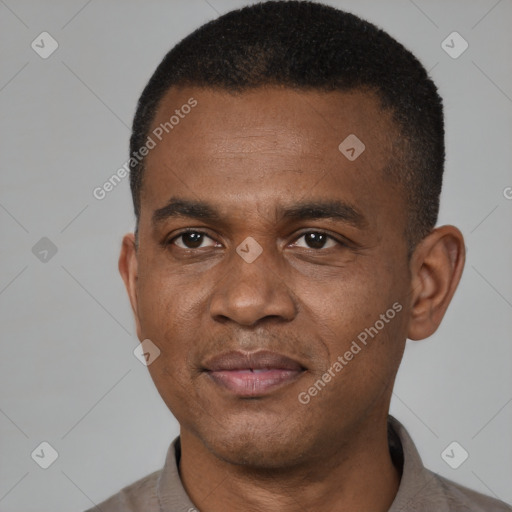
[119,233,142,340]
[407,225,465,340]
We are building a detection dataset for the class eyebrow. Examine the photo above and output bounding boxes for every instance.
[152,197,367,229]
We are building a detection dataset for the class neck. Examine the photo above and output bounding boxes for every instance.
[178,414,401,512]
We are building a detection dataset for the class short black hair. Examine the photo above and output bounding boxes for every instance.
[129,0,444,250]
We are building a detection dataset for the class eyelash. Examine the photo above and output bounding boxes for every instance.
[166,228,346,250]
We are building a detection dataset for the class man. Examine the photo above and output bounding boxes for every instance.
[88,1,511,510]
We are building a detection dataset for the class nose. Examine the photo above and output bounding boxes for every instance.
[209,243,297,327]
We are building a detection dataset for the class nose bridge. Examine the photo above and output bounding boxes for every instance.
[209,240,296,326]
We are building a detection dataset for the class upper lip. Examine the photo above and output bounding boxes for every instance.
[203,350,305,372]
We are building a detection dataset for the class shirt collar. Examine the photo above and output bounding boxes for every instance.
[386,415,442,511]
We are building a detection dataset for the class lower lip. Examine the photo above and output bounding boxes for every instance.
[207,369,303,397]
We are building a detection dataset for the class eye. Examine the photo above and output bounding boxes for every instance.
[291,231,341,250]
[170,230,218,249]
[167,229,344,251]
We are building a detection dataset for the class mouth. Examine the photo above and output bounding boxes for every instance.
[203,350,306,397]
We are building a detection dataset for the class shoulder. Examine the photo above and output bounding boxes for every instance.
[388,416,511,511]
[422,469,512,512]
[83,469,161,512]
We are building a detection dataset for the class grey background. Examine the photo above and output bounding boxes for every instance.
[1,0,511,510]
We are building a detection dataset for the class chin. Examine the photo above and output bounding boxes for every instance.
[212,439,302,469]
[199,418,313,469]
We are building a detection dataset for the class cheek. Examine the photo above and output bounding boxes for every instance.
[299,261,396,327]
[135,265,199,364]
[138,252,197,318]
[137,270,203,411]
[297,256,407,378]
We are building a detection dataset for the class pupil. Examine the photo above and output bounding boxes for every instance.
[183,233,203,248]
[306,232,325,249]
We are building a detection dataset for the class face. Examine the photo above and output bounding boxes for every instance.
[123,86,414,468]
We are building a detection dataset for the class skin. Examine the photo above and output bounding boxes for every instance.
[119,86,465,512]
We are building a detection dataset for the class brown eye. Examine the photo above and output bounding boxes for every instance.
[171,231,217,249]
[292,232,339,250]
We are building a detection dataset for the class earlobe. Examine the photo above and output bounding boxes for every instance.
[118,233,142,339]
[407,225,465,341]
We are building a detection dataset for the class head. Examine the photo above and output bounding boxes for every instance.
[119,1,464,469]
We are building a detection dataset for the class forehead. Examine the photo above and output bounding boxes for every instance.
[148,85,395,155]
[140,86,403,230]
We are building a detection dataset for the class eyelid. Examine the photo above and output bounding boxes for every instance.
[288,229,348,248]
[166,227,218,247]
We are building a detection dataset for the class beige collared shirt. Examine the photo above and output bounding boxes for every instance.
[85,416,511,511]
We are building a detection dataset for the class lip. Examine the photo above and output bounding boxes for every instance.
[203,350,306,397]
